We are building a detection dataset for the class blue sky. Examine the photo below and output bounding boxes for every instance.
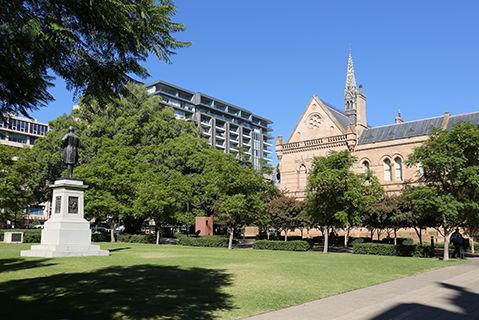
[33,1,479,148]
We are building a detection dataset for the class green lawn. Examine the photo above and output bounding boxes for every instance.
[0,243,460,319]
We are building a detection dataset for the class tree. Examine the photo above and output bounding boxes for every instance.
[0,145,34,227]
[268,192,305,241]
[407,122,479,260]
[306,150,383,252]
[27,84,195,241]
[401,186,439,245]
[1,0,189,116]
[363,195,403,244]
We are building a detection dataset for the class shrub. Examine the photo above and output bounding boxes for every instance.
[177,235,229,248]
[401,238,414,246]
[352,243,436,258]
[117,233,154,244]
[413,245,436,258]
[254,240,310,251]
[91,232,110,242]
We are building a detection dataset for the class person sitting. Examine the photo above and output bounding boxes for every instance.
[450,228,464,259]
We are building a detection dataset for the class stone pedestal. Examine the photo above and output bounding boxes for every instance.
[21,179,109,257]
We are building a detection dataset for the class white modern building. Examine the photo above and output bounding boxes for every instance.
[0,115,49,148]
[147,80,273,170]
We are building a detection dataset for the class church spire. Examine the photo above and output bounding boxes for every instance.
[344,49,358,114]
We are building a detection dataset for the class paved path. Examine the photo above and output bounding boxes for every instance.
[245,258,479,320]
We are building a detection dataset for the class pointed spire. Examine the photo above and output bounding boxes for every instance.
[344,48,358,114]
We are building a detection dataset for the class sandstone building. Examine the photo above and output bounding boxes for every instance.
[276,51,479,198]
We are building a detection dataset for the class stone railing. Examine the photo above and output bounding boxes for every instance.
[280,134,348,151]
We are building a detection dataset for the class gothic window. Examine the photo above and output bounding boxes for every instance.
[383,158,392,182]
[417,162,424,177]
[362,160,370,174]
[307,113,322,129]
[394,157,403,181]
[298,164,307,191]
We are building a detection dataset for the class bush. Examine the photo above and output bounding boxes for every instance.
[177,235,229,248]
[0,229,41,243]
[352,243,436,258]
[254,240,310,251]
[117,233,154,244]
[91,232,110,242]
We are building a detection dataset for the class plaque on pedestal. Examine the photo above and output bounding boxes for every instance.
[21,179,109,257]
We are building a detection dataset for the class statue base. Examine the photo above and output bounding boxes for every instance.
[21,179,109,258]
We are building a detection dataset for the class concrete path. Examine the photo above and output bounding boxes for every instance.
[245,258,479,320]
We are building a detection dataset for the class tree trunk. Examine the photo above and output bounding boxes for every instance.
[377,229,381,241]
[228,227,234,250]
[419,228,423,245]
[344,227,350,248]
[267,230,270,240]
[323,226,329,253]
[110,221,116,243]
[370,229,374,240]
[156,229,160,245]
[471,237,475,254]
[393,229,397,245]
[284,229,288,241]
[443,231,450,261]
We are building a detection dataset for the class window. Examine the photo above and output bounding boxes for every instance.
[418,162,424,177]
[394,157,403,181]
[362,160,370,174]
[383,158,392,182]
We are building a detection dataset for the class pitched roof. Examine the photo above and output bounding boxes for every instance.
[357,116,444,145]
[320,100,351,130]
[447,112,479,129]
[358,111,479,145]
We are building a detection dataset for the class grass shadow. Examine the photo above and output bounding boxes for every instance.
[108,246,131,252]
[0,258,56,273]
[0,264,233,319]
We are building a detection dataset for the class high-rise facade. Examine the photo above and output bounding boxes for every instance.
[146,80,273,170]
[0,115,49,148]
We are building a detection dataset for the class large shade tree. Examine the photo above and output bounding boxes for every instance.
[1,0,189,116]
[306,150,383,252]
[407,122,479,260]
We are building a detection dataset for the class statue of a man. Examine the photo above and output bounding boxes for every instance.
[61,126,81,178]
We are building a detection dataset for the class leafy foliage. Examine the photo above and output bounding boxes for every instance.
[253,240,310,251]
[352,243,435,258]
[305,150,383,251]
[407,122,479,259]
[176,235,229,248]
[1,0,189,116]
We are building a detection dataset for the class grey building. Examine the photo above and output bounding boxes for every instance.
[0,115,49,148]
[146,80,273,170]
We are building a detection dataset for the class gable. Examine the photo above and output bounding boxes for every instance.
[287,96,347,143]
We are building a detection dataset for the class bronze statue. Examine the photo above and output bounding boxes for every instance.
[61,126,81,178]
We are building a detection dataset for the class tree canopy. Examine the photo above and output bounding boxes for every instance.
[407,122,479,259]
[1,0,189,116]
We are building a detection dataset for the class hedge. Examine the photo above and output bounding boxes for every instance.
[352,243,435,258]
[176,235,229,248]
[117,233,155,244]
[0,229,41,243]
[254,240,310,251]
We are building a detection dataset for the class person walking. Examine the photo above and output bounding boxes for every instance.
[450,228,464,259]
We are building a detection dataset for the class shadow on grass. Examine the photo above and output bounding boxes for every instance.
[108,246,131,252]
[0,263,233,320]
[0,258,56,273]
[372,283,479,320]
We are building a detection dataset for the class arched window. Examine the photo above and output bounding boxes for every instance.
[362,160,370,174]
[394,157,403,181]
[417,162,424,177]
[298,164,307,191]
[383,158,392,182]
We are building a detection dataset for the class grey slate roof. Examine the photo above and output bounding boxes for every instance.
[358,111,479,145]
[358,116,444,145]
[447,112,479,129]
[321,100,351,130]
